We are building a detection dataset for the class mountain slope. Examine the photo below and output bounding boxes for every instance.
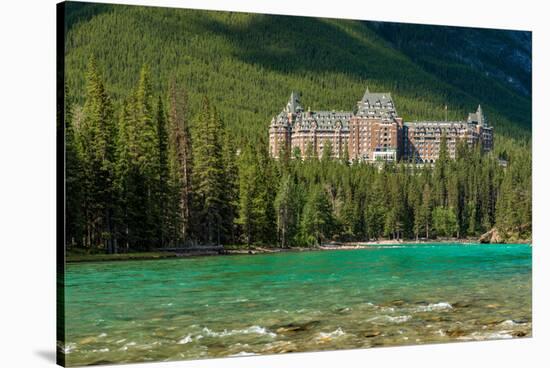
[63,2,532,145]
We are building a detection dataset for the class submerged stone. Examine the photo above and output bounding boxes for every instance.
[363,331,382,338]
[485,319,505,326]
[87,360,113,366]
[446,329,468,337]
[78,337,97,345]
[451,301,471,309]
[275,320,320,333]
[512,331,527,337]
[386,300,406,307]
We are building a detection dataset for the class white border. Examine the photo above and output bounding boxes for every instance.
[0,0,548,367]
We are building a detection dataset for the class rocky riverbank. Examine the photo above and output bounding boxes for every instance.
[66,238,531,263]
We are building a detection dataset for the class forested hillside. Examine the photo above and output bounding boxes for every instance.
[63,2,531,144]
[62,2,532,252]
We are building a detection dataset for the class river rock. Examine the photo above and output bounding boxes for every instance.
[89,360,113,366]
[363,331,382,338]
[451,301,471,309]
[423,315,451,322]
[386,299,406,307]
[79,336,97,345]
[262,340,297,353]
[275,320,320,334]
[485,319,505,326]
[334,307,352,314]
[446,329,467,337]
[512,331,527,337]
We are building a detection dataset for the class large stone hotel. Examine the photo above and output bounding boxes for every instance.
[268,89,493,163]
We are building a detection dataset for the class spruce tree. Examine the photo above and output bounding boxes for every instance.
[236,145,257,247]
[168,81,193,243]
[300,185,334,246]
[156,96,170,246]
[274,174,299,248]
[321,139,333,162]
[133,64,158,249]
[193,97,225,244]
[64,85,83,249]
[221,128,239,244]
[78,57,116,252]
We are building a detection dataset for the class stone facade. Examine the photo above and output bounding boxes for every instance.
[268,89,493,163]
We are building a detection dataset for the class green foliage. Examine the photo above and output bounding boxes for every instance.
[77,57,116,251]
[64,3,530,147]
[299,185,334,246]
[63,5,532,251]
[167,81,193,243]
[192,97,227,244]
[236,144,276,246]
[274,174,300,247]
[64,84,84,248]
[432,206,458,237]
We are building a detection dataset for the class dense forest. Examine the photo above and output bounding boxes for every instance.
[62,3,532,252]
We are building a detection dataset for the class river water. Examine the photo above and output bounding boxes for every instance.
[61,243,532,366]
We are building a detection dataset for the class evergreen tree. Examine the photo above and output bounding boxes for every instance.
[221,129,239,244]
[64,85,83,249]
[113,98,133,251]
[132,64,159,249]
[433,133,449,206]
[321,139,333,162]
[304,141,315,161]
[432,206,458,237]
[274,174,298,248]
[78,57,116,252]
[236,145,258,247]
[168,81,194,243]
[416,183,432,239]
[253,145,277,244]
[193,97,226,244]
[300,185,334,246]
[156,96,170,246]
[365,176,386,240]
[62,38,532,251]
[341,143,350,165]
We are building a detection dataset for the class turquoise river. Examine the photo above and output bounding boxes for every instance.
[61,243,532,366]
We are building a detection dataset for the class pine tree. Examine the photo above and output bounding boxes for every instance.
[304,141,315,161]
[341,143,350,165]
[433,133,449,206]
[365,175,386,240]
[236,145,257,247]
[253,145,277,244]
[113,98,133,251]
[274,174,299,248]
[156,96,170,246]
[193,97,225,244]
[221,128,239,244]
[416,183,432,239]
[78,57,116,252]
[132,64,159,249]
[64,85,83,249]
[168,81,193,243]
[300,185,334,246]
[432,206,458,237]
[292,146,302,161]
[321,139,333,162]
